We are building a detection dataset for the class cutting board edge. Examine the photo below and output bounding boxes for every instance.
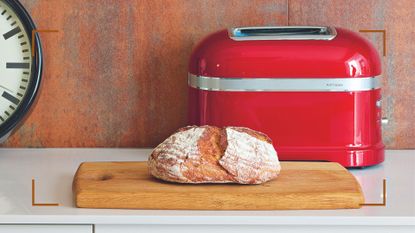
[74,185,364,210]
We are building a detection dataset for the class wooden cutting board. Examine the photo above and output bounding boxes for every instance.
[73,161,364,210]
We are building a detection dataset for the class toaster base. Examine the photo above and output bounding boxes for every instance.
[278,146,384,168]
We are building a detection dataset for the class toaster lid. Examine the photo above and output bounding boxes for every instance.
[189,26,381,79]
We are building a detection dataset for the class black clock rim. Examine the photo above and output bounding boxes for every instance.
[0,0,42,140]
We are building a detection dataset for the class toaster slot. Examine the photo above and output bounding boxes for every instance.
[229,26,337,41]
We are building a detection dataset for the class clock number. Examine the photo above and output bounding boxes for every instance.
[2,26,21,40]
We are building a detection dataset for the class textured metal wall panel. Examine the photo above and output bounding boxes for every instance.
[288,0,415,149]
[3,0,412,148]
[3,0,286,147]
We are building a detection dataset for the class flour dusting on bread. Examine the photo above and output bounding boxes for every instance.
[148,126,280,184]
[219,127,281,184]
[149,127,206,182]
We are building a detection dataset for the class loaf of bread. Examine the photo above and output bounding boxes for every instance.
[148,125,281,184]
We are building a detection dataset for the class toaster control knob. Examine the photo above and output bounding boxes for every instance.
[376,99,382,108]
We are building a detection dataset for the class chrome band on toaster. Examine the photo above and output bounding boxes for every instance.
[188,74,381,92]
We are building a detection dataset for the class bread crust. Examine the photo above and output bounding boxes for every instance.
[148,126,280,184]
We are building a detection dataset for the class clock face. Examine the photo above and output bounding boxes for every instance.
[0,1,32,125]
[0,0,41,140]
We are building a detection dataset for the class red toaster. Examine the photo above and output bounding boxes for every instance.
[188,26,384,167]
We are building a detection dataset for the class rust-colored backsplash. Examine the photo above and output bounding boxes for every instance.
[2,0,413,148]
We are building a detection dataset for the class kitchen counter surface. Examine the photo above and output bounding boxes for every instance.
[0,149,414,226]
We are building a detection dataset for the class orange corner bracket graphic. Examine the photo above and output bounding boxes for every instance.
[359,29,386,56]
[31,179,59,206]
[31,29,59,57]
[360,179,387,207]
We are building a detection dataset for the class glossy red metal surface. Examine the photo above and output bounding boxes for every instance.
[189,87,384,167]
[188,27,384,167]
[189,28,381,78]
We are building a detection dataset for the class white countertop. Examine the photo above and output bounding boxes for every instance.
[0,149,414,226]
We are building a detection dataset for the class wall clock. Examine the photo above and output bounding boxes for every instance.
[0,0,42,142]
